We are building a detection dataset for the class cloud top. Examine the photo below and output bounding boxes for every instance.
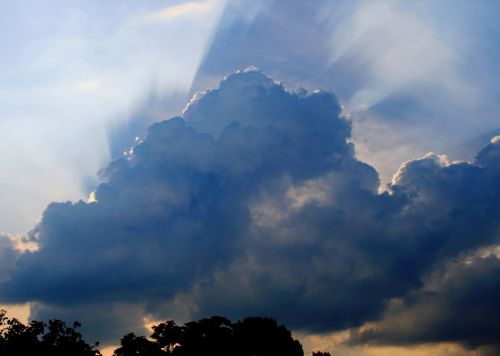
[1,70,500,352]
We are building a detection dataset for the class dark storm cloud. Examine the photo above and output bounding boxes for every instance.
[162,141,500,338]
[1,69,354,307]
[0,234,21,282]
[345,138,500,351]
[1,70,500,349]
[0,69,358,341]
[348,253,500,352]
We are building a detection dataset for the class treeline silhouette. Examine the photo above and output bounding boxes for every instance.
[0,309,99,356]
[0,310,331,356]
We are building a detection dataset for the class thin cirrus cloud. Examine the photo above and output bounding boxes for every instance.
[1,69,499,356]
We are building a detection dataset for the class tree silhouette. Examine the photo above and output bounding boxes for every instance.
[0,309,101,355]
[0,309,331,356]
[113,333,163,356]
[233,317,303,356]
[115,316,325,356]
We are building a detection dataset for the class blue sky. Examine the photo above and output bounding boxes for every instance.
[0,0,226,233]
[1,1,500,355]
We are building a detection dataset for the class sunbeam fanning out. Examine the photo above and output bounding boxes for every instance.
[0,0,227,234]
[192,0,500,186]
[1,69,500,356]
[322,0,460,108]
[1,2,500,356]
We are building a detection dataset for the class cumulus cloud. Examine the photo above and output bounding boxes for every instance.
[190,0,500,192]
[1,70,500,351]
[344,138,500,352]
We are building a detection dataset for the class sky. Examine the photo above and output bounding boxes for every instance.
[1,1,500,355]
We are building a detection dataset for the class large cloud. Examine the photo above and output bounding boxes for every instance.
[1,70,500,351]
[162,141,500,337]
[194,0,500,189]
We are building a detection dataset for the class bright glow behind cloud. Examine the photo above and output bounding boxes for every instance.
[0,0,227,234]
[322,0,463,108]
[315,0,500,186]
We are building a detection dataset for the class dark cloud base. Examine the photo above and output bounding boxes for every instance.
[1,69,499,350]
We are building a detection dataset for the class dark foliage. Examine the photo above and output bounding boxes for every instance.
[0,309,101,355]
[114,316,321,356]
[0,309,331,355]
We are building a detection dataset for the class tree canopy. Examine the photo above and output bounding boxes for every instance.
[114,316,304,356]
[0,309,101,356]
[0,309,332,355]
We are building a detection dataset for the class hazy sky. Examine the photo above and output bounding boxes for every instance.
[1,1,500,355]
[0,0,227,233]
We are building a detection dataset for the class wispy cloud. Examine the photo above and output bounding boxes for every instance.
[144,0,219,22]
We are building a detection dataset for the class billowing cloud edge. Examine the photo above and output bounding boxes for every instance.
[0,69,499,352]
